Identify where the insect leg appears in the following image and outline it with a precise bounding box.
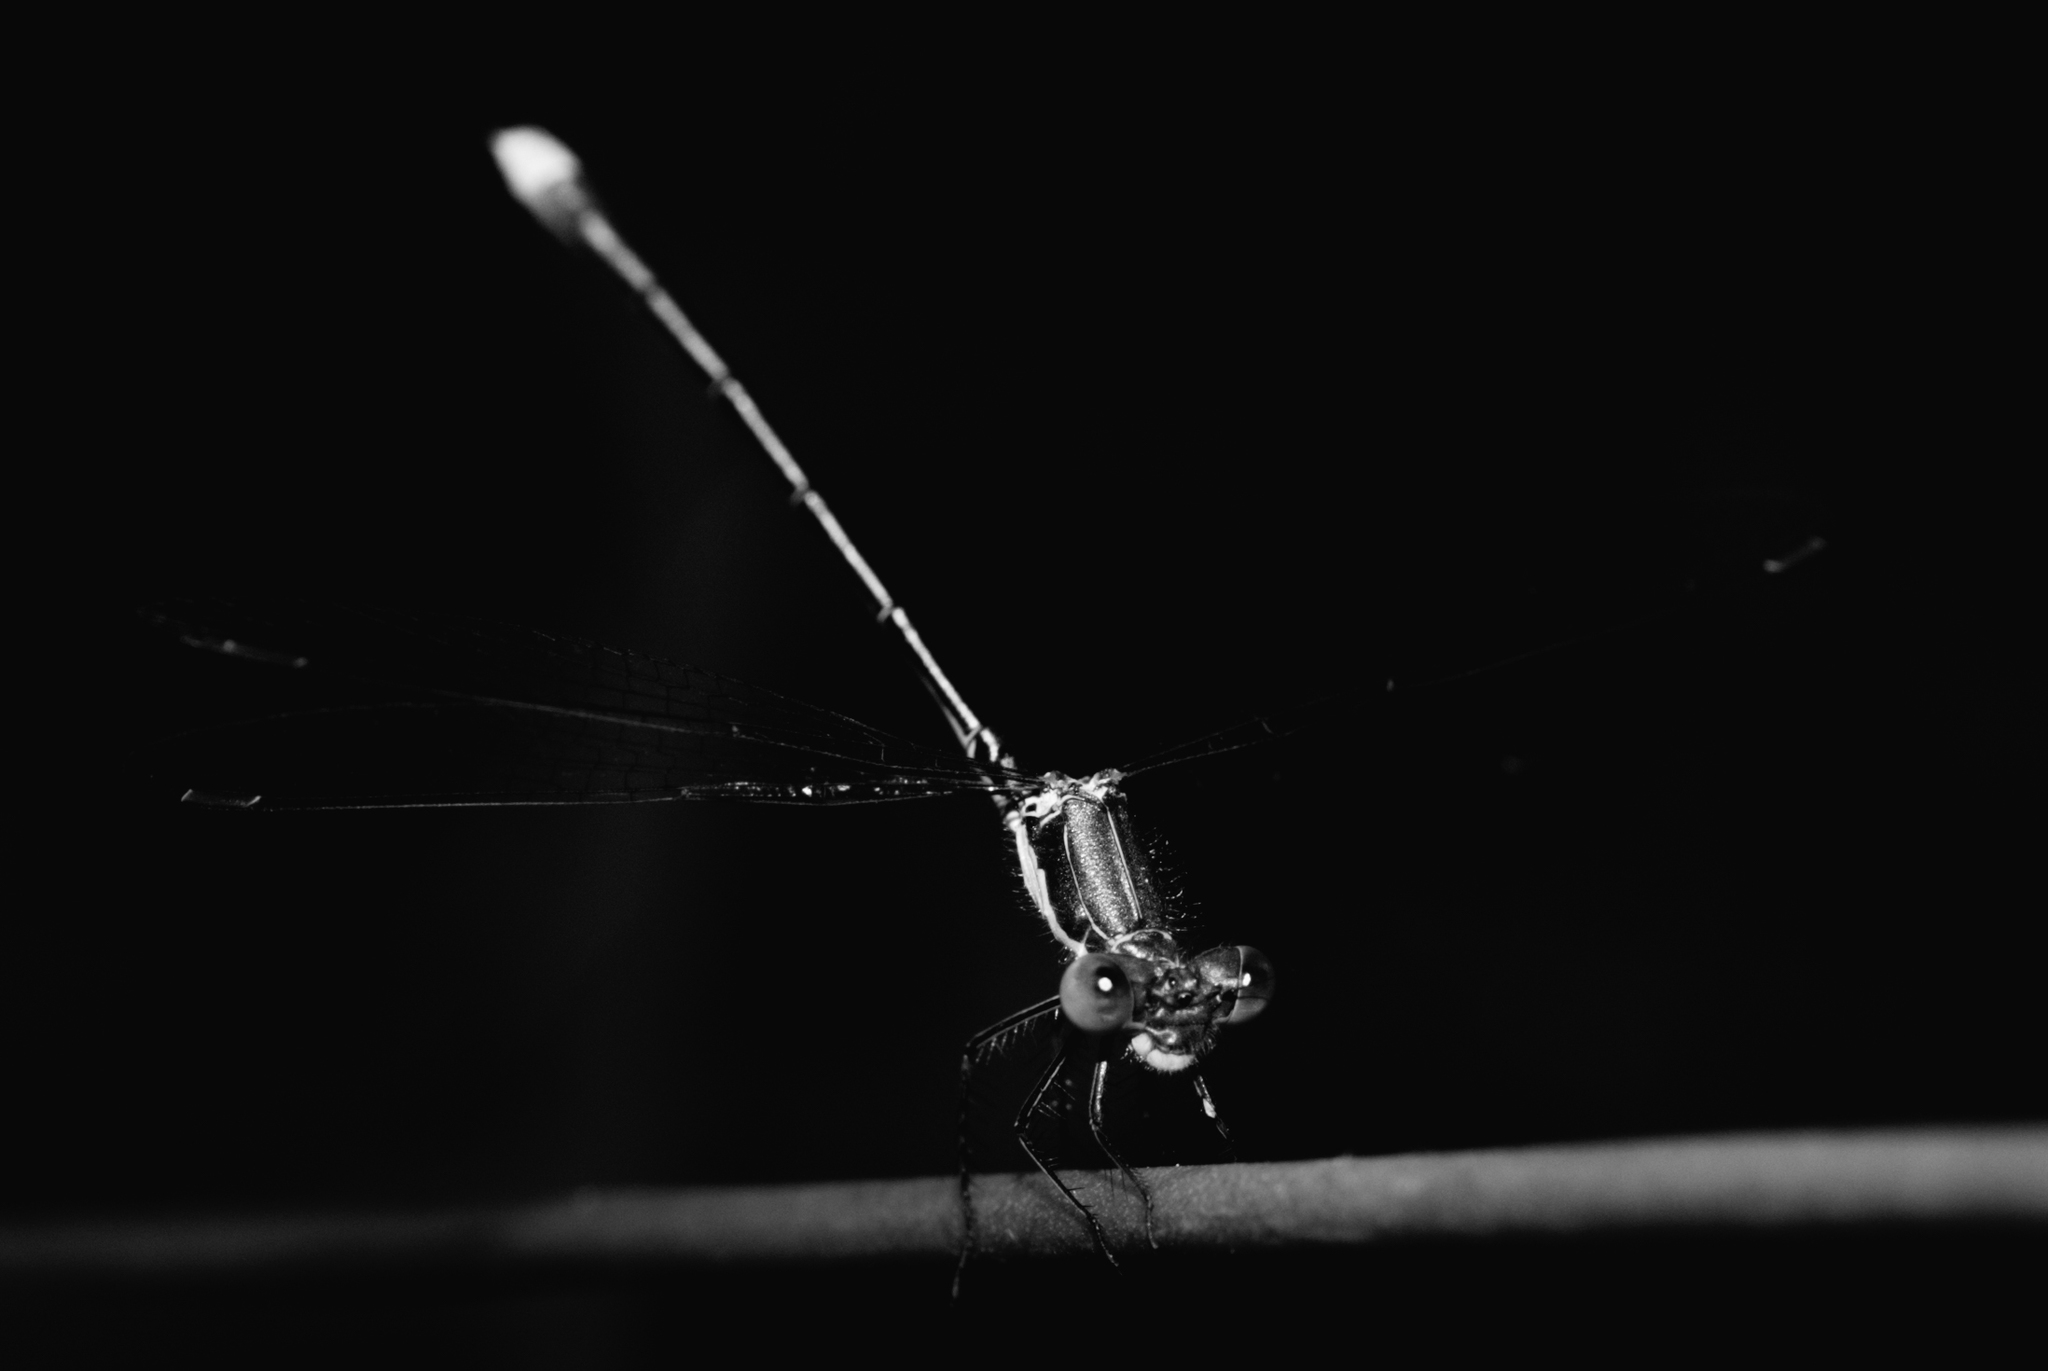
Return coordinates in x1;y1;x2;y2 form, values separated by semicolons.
1087;1058;1157;1250
955;996;1061;1297
1190;1070;1239;1162
1014;1049;1121;1269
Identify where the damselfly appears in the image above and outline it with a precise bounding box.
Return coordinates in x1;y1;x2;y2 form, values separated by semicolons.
137;119;1854;1278
148;128;1307;1274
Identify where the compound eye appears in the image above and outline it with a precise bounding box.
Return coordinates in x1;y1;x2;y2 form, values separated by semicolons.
1226;945;1275;1024
1060;953;1135;1033
1195;945;1276;1024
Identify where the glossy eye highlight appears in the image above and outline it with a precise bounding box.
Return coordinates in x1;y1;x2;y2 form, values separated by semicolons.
1225;946;1275;1023
1060;953;1135;1033
1193;944;1276;1024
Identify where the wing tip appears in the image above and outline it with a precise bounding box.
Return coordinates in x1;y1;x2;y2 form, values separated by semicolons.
180;789;263;809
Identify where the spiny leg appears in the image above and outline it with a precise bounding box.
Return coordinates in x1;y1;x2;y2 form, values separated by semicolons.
1014;1048;1121;1268
1190;1070;1239;1162
1088;1058;1156;1250
955;997;1060;1298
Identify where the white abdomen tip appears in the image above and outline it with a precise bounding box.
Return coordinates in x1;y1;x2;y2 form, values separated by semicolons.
490;127;582;208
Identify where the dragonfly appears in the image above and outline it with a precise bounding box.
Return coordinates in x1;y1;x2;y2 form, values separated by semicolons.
142;125;1832;1285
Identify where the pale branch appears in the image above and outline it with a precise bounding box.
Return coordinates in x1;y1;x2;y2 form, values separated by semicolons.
4;1128;2041;1280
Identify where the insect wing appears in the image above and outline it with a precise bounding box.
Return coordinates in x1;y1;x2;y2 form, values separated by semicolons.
1111;515;1821;783
145;601;1027;809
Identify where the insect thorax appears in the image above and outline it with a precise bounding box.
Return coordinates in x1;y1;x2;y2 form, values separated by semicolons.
1022;770;1173;951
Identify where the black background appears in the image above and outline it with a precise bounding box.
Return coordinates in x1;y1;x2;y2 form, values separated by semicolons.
11;50;2037;1358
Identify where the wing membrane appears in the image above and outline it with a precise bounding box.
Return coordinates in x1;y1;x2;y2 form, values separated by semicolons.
145;602;1029;809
